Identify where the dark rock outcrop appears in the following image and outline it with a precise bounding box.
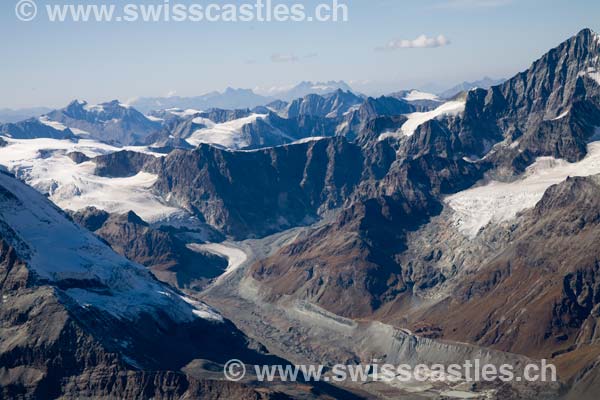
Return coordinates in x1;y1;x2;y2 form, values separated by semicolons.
0;118;75;140
149;137;365;239
71;208;227;290
67;151;91;164
92;150;157;177
282;90;363;119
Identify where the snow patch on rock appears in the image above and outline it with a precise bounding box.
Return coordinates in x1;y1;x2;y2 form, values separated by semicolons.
186;114;267;149
403;90;440;102
400;101;465;137
292;136;327;145
38;116;69;131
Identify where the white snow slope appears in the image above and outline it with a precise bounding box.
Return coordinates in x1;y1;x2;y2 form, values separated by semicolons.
0;170;222;323
186;114;267;149
403;90;441;102
400;101;465;137
446;141;600;237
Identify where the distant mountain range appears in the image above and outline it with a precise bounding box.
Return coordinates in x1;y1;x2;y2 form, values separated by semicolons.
0;106;52;123
437;76;506;99
130;87;271;114
130;81;355;113
0;79;502;123
257;80;354;101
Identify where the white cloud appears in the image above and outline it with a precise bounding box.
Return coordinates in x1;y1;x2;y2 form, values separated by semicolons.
123;96;139;106
270;52;318;63
271;53;300;63
254;84;295;96
377;34;450;51
165;90;177;97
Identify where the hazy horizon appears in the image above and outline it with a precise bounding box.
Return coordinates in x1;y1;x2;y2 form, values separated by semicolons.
2;0;599;109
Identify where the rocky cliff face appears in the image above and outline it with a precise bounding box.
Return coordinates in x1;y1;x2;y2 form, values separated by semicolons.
92;150;157;177
148;137;366;239
337;96;416;141
4;28;600;400
237;32;600;398
249;141;486;318
71;208;227;290
281;90;363;118
450;29;600;170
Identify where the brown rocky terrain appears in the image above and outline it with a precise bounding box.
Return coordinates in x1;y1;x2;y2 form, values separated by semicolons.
413;176;600;358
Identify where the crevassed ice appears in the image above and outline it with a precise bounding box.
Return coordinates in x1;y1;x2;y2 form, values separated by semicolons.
446;141;600;237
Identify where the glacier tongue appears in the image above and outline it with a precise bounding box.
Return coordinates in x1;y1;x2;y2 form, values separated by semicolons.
446;141;600;237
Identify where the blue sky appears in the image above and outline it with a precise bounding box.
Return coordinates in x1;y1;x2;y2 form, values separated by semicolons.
1;0;599;108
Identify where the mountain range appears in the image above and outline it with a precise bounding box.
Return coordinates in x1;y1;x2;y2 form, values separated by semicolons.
130;81;355;113
438;76;506;99
0;107;52;123
1;28;600;399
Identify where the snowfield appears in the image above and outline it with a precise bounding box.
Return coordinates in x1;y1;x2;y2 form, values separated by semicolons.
589;71;600;85
377;100;466;141
166;108;202;117
38;116;69;131
39;115;91;135
552;110;570;120
145;115;164;122
0;170;222;323
401;100;465;137
186;113;267;149
0;137;183;223
446;141;600;237
403;90;440;102
292;136;327;144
